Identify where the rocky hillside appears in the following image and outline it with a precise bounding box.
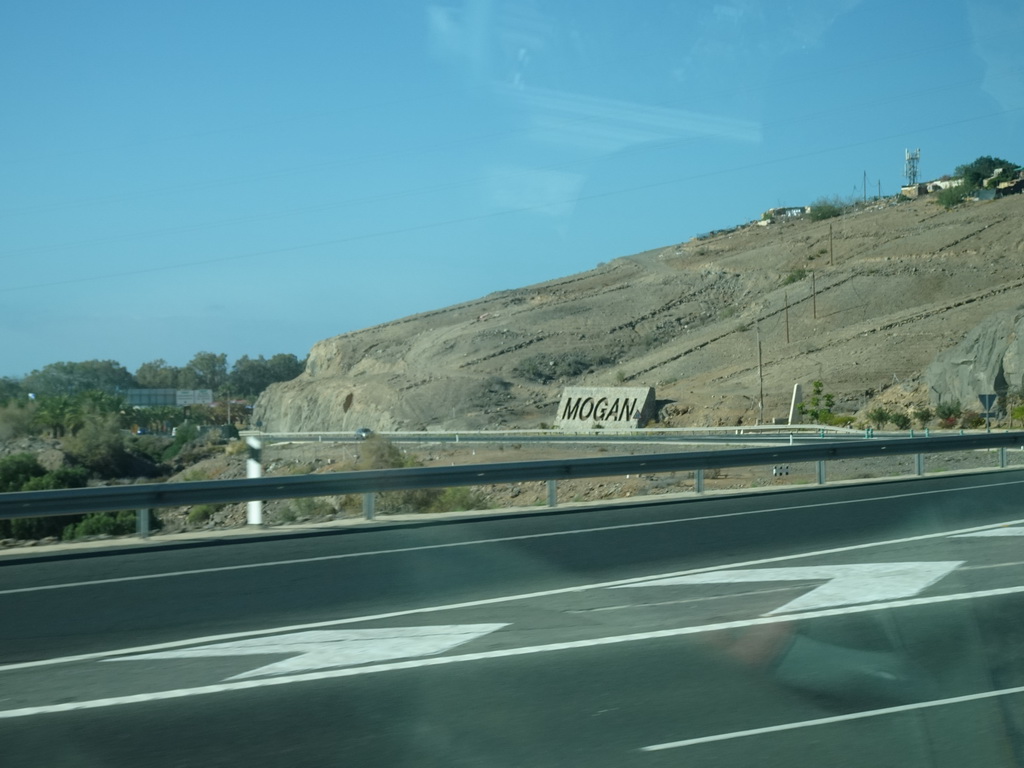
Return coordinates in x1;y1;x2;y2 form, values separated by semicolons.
255;193;1024;431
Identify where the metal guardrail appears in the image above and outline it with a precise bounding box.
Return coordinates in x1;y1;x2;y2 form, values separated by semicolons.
1;434;1022;531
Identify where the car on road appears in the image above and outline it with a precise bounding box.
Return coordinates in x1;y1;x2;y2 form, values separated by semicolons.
354;427;373;440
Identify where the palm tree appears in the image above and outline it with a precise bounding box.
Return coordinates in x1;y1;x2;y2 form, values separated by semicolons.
33;395;72;438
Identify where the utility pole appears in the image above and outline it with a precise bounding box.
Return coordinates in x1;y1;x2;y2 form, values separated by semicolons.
863;171;867;202
784;291;790;344
756;323;765;425
811;270;817;319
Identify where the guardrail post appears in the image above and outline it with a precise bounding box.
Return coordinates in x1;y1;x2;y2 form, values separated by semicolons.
246;437;263;526
547;480;558;507
816;460;827;485
363;493;376;520
1000;447;1007;468
137;508;150;538
915;454;925;476
695;468;705;494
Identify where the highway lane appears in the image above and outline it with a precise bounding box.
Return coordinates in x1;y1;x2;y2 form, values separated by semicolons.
4;470;1024;766
4;471;1024;661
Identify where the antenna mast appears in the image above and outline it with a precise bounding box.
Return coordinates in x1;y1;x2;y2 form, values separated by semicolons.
904;148;921;186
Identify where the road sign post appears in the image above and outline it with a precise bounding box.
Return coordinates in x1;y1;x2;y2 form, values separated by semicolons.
246;437;263;525
978;394;997;432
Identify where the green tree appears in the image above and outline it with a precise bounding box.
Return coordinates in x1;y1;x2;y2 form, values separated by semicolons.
135;359;182;389
33;395;76;437
0;376;24;404
228;353;305;397
955;156;1018;189
181;352;229;393
22;360;135;397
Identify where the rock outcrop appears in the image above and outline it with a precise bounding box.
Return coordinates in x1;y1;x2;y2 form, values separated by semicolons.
925;307;1024;410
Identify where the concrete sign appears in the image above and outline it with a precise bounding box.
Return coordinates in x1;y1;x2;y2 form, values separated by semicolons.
556;386;655;430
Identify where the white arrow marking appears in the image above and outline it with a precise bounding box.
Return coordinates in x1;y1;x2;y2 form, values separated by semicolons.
614;562;962;614
953;527;1024;537
107;624;507;680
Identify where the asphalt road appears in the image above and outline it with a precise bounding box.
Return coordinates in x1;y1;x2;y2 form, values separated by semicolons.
4;471;1024;767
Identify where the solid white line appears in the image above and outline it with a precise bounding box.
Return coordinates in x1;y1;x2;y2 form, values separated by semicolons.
640;684;1024;751
3;514;1021;674
4;476;1024;597
5;583;1024;720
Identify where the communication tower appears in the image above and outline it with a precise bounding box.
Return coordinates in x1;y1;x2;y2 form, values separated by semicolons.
904;148;921;186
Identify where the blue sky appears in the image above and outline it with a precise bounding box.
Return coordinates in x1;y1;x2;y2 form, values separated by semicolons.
2;0;1021;378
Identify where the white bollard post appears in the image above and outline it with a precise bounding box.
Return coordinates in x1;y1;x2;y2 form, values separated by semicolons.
246;437;263;525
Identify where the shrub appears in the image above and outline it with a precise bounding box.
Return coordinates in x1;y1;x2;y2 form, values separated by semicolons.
782;269;808;285
428;487;490;514
936;184;972;209
187;504;220;525
344;435;441;514
935;401;963;421
866;408;891;429
0;458;89;539
63;413;131;477
960;410;985;429
1012;405;1024;428
889;412;912;430
797;380;836;423
912;407;933;428
62;510;158;540
807;197;844;221
0;453;46;492
0;401;37;440
285;496;335;521
163;423;200;459
513;352;614;384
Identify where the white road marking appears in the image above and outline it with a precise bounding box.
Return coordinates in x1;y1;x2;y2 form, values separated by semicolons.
2;517;1020;674
5;583;1024;720
615;562;962;614
953;526;1024;537
4;476;1023;597
108;625;507;680
640;684;1024;751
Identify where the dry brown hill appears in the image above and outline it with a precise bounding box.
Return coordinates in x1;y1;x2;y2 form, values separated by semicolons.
254;193;1024;431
